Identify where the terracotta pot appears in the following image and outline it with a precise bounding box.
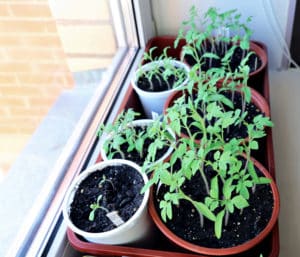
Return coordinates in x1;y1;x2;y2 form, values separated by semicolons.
143;35;186;63
181;40;267;79
148;156;280;256
163;84;270;143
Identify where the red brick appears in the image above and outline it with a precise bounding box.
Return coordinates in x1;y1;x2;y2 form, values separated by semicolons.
9;106;50;117
0;116;41;134
0;35;62;48
32;62;70;73
23;35;62;48
9;3;52;18
0;62;32;72
0;20;57;33
0;4;10;17
0;107;9;116
16;73;67;85
0;74;17;84
0;85;45;97
0;96;27;107
6;47;64;61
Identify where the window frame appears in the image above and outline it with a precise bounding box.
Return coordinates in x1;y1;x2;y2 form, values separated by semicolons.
6;1;155;256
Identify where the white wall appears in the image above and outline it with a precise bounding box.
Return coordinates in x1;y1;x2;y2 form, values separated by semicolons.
151;0;295;70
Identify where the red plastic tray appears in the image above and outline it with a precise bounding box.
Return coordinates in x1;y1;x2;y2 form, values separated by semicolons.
67;36;279;257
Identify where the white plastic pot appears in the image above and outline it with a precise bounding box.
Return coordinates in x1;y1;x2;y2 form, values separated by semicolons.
100;119;174;167
131;60;190;118
63;159;153;245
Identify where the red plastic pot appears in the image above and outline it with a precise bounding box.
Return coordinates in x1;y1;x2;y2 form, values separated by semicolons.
148;156;280;256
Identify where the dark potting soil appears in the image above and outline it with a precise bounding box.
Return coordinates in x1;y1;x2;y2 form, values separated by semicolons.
185;42;262;73
107;126;170;166
137;67;184;93
69;164;144;233
154;163;274;249
180;90;263;142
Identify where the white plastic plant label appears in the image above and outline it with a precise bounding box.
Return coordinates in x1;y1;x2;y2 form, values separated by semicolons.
106;211;125;227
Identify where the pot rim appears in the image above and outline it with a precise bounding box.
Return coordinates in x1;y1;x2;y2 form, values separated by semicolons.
131;60;190;97
100;119;175;167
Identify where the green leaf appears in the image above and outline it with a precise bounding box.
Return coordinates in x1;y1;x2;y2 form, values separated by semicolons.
160;200;172;222
210;176;219;199
223;178;234;199
215;210;225;239
226;201;234;213
194;201;216;222
89;210;95;221
248;161;259;183
202;52;220;60
239;185;250;200
249;140;259;150
232;195;249;209
257;177;272;185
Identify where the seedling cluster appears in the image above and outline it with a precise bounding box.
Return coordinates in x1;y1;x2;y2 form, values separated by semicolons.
136;47;188;91
175;6;260;75
141;6;273;239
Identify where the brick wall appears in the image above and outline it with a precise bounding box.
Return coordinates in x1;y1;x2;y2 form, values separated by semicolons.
0;1;74;176
0;1;74;134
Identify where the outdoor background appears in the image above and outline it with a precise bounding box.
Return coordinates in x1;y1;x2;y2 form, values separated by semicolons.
0;0;116;182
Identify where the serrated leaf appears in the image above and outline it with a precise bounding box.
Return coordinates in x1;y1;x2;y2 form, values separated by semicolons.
223;178;234;199
249;140;259;150
194;202;216;222
210;176;219;199
232;195;249;209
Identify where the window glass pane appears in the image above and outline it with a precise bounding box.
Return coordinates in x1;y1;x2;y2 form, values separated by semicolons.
0;0;139;256
0;0;117;182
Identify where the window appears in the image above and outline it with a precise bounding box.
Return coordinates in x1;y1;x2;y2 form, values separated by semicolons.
3;1;154;256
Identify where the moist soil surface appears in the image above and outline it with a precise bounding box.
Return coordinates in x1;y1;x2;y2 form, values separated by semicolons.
105;125;170;166
154;162;274;248
179;90;264;141
185;42;262;73
137;67;185;92
69;164;144;233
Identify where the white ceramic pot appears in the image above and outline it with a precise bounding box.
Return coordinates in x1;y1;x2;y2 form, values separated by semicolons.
100;119;174;167
63;159;153;245
131;60;190;118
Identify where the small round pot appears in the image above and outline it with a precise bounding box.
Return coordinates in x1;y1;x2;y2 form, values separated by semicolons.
131;60;190;118
148;157;280;256
63;159;153;245
100;119;175;167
